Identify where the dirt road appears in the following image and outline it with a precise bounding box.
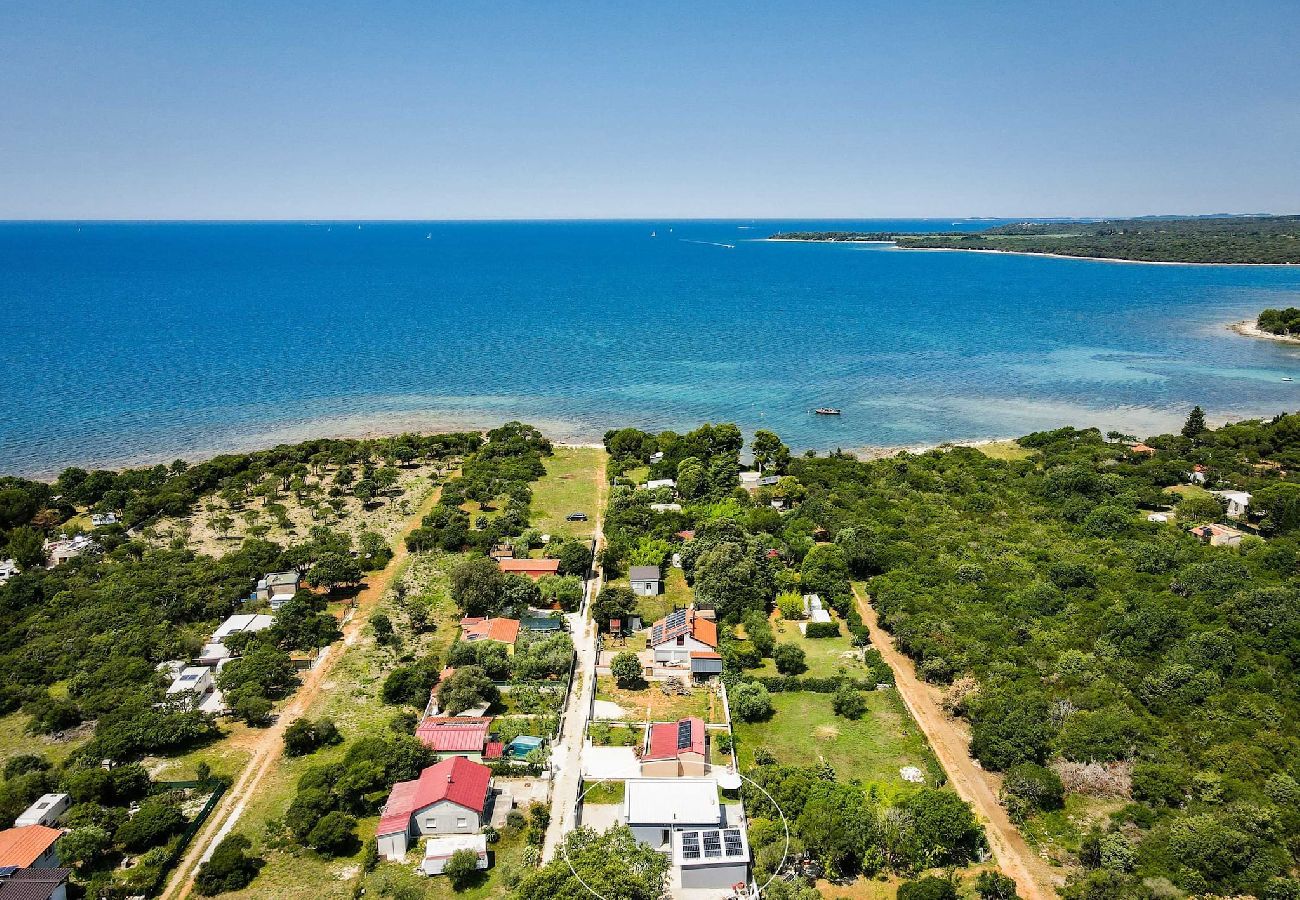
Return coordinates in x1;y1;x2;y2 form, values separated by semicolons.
852;585;1058;900
161;477;451;900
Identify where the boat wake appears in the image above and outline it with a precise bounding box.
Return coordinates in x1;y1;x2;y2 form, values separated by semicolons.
680;239;735;249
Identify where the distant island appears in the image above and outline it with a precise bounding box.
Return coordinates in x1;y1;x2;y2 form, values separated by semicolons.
771;215;1300;264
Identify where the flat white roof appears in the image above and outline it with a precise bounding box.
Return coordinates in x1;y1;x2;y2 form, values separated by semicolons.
424;834;488;858
168;666;211;693
213;613;274;642
624;777;720;827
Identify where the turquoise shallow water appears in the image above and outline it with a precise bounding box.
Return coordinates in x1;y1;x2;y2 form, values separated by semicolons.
3;219;1300;475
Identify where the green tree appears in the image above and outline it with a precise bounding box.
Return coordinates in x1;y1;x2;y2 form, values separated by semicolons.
444;847;482;890
832;686;868;720
196;834;263;895
676;457;706;500
513;825;668;900
773;642;808;675
801;543;851;601
307;810;357;856
611;651;642;688
730;681;773;722
58;825;111;869
898;876;959;900
1182;406;1208;439
437;665;500;715
752;430;791;475
6;525;46;570
450;556;507;617
975;871;1020;900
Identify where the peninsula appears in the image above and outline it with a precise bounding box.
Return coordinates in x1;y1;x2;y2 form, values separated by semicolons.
772;214;1300;264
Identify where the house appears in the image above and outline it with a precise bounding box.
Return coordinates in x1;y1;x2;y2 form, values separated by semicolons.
623;777;724;848
1191;522;1246;547
497;558;561;580
640;718;706;777
1147;512;1169;524
629;566;663;597
0;826;63;869
689;651;723;679
1211;490;1252;519
421;834;489;877
520;616;563;634
738;471;762;490
0;867;71;900
212;614;275;643
1189;464;1207;485
14;796;69;829
803;594;831;624
197;643;232;668
1130;443;1157;456
649;502;682;513
673;825;751;890
0;560;17;584
375;757;492;861
758;475;779;488
649;607;718;664
649;451;664;463
489;543;514;561
643;479;676;491
459;617;520;651
167;667;215;704
415;717;493;760
89;512;118;527
254;571;301;609
43;535;98;567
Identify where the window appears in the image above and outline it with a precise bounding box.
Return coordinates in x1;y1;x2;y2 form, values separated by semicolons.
676;635;684;645
457;818;468;828
661;829;671;845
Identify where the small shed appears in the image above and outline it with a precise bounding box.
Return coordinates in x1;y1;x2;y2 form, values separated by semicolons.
505;736;544;759
421;833;489;876
15;794;70;829
629;566;663;597
690;651;723;679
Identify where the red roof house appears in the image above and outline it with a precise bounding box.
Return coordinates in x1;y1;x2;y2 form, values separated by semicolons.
415;717;493;758
497;558;561;580
0;825;63;868
641;717;707;777
375;757;493;861
459;616;521;649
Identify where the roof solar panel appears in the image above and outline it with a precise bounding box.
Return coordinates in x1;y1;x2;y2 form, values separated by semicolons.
678;719;692;749
681;832;701;860
723;828;744;857
703;830;722;857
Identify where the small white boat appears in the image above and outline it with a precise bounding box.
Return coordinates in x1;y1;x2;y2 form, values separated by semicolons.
651;231;656;237
1284;377;1293;382
426;233;432;239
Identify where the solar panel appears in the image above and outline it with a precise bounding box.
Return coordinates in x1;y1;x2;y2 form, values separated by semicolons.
678;719;692;749
703;830;722;858
723;828;744;857
681;832;701;860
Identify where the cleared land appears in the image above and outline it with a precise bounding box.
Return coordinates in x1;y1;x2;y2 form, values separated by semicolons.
593;675;727;725
747;616;873;680
529;446;605;540
733;691;937;801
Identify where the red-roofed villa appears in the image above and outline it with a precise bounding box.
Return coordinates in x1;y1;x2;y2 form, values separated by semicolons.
414;717;493;760
376;757;493;861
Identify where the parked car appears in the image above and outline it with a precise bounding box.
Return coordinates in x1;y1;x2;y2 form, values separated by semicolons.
565;512;588;521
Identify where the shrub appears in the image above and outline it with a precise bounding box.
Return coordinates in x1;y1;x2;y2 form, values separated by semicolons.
196;834;263;895
115;799;186;851
975;871;1020;900
445;847;482;890
283;718;342;757
831;686;868;720
611;651;643;688
773;643;808;675
307;810;358;857
804;620;841;638
898;876;959;900
1001;762;1065;822
730;681;774;722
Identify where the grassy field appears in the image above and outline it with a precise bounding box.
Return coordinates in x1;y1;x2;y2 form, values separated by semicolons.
1021;793;1127;868
581;780;625;804
220;549;469;899
975;440;1034;462
733;690;939;801
0;712;91;769
530;446;605;539
747;617;872;680
594;675;728;724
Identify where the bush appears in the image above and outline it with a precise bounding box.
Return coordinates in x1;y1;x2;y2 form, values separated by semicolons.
730;681;774;722
115;799;186;851
975;870;1020;900
307;810;358;857
898;876;959;900
831;686;868;720
283;717;343;757
773;643;808;675
804;620;841;638
196;834;263;895
611;651;642;688
445;847;482;890
1001;762;1065;822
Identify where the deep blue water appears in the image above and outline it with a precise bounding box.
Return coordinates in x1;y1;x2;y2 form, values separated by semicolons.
3;219;1300;476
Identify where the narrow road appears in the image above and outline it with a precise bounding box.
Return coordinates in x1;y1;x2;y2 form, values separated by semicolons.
851;585;1058;900
162;476;452;900
542;451;606;861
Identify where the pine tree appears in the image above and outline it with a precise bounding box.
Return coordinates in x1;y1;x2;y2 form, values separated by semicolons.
1182;405;1208;439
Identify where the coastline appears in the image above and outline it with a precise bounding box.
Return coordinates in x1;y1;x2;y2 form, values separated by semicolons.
852;436;1021;460
768;238;1300;267
1228;319;1300;345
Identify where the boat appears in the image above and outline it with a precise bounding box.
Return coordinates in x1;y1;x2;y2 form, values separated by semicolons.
814;408;842;416
651;231;656;237
1284;377;1293;382
426;233;432;239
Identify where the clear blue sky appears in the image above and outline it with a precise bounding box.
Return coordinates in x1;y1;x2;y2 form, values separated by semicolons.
4;1;1298;219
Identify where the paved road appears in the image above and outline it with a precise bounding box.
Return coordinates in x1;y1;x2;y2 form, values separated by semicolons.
541;453;606;861
161;477;452;900
851;585;1058;900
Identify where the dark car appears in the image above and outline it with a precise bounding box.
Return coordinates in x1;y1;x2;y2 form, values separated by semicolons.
565;512;589;522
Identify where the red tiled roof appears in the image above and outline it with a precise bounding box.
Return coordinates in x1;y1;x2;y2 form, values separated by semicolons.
649;607;717;649
484;742;504;760
376;757;492;836
644;717;706;761
690;651;722;659
691;615;718;648
415;717;492;753
676;530;695;540
460;617;520;645
498;558;560;578
0;825;62;868
1131;443;1157;454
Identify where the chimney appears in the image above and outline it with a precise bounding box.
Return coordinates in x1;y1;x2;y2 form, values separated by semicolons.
447;774;453;783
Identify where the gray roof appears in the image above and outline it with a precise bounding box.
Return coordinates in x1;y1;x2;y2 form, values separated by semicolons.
0;868;71;900
629;565;662;582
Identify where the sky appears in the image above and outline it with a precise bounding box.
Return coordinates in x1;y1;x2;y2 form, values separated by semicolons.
2;1;1298;219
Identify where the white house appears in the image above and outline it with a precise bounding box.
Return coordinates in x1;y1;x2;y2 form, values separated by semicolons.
375;757;492;861
649;503;682;513
90;512;118;527
212;614;275;643
1191;522;1246;548
15;794;70;829
738;471;762;490
167;667;214;705
649;607;718;664
622;778;750;890
803;594;831;624
629;566;663;597
44;534;98;567
1147;512;1169;524
421;834;489;876
255;571;301;609
644;479;676;491
0;559;18;583
1211;490;1252;519
649;451;664;463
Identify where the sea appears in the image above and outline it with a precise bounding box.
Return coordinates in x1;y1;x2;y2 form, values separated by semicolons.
3;219;1300;477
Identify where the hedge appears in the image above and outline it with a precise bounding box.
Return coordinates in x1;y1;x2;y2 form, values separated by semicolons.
804;621;842;638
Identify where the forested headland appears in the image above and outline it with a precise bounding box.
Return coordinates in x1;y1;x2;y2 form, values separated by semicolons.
771;215;1300;264
1257;307;1300;336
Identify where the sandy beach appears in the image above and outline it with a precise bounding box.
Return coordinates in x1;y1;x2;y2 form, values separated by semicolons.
1228;319;1300;345
894;245;1300;267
